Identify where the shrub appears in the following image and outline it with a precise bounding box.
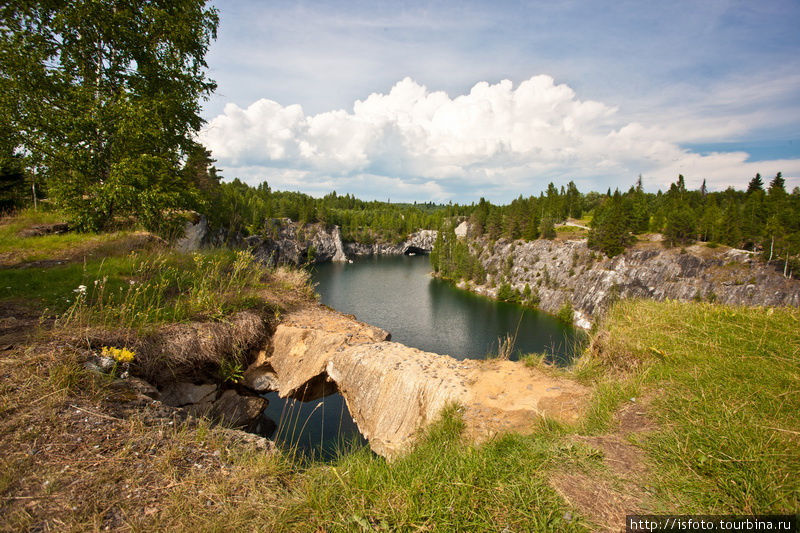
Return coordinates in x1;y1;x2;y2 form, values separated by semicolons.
556;301;573;324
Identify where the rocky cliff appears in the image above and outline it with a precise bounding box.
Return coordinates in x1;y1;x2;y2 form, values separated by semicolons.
461;237;800;329
184;217;438;265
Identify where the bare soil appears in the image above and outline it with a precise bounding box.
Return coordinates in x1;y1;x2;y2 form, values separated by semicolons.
551;398;658;532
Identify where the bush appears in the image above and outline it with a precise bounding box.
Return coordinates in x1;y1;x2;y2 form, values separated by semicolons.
496;282;515;302
556;301;574;324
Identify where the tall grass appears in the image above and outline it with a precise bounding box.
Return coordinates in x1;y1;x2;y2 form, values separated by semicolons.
57;249;279;331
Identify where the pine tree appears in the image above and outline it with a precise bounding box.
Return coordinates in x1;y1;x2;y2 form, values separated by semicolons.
664;204;697;246
747;173;764;194
539;216;556;239
588;192;631;257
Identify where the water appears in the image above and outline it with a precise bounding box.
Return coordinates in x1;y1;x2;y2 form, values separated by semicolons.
261;254;582;457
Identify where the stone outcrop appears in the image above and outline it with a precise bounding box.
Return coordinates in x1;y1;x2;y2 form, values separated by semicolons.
175;215;207;253
249;306;589;459
330;225;348;262
462;237;800;328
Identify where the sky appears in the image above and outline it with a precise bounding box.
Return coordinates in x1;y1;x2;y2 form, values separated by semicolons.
199;0;800;203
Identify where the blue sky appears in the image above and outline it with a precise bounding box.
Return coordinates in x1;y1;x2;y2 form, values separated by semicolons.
199;0;800;202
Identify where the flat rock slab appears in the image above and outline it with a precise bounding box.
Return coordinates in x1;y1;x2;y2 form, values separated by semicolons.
266;305;589;458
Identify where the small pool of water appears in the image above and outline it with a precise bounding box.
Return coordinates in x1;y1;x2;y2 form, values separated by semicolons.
260;254;583;458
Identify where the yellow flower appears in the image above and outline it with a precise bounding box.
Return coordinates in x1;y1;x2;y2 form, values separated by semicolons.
101;346;135;363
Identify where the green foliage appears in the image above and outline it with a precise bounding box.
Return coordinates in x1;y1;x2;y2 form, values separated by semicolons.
496;282;516;302
198;172;798;274
587;190;632;257
431;225;486;284
0;152;28;212
55;249;283;329
539;216;556;239
556;300;573;324
1;1;219;233
218;358;245;384
664;204;697;246
205;179;460;244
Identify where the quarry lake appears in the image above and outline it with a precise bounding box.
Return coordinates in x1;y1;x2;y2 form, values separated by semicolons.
260;254;583;457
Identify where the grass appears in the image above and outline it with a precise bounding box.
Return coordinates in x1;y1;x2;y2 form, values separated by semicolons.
59;248;290;329
1;206;798;530
555;226;589;240
0;208;147;266
3;295;797;531
275;406;594;532
587;299;800;513
0;210;313;323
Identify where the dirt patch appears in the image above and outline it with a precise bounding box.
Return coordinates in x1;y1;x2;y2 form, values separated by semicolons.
552;398;658;531
17;223;69;238
462;359;588;441
551;471;643;532
0;305;279;531
0;351;274;531
0;300;47;348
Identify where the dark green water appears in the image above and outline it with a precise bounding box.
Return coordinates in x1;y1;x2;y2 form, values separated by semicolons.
313;255;580;362
260;254;582;457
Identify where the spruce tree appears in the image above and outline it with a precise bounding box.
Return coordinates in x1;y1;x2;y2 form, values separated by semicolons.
747;173;764;193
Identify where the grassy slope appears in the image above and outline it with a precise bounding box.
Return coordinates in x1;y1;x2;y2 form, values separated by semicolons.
1;210;798;531
594;300;799;513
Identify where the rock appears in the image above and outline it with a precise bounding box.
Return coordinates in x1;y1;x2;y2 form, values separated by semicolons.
160;382;217;407
331;225;348;262
207;389;267;428
465;238;800;328
18;223;69;238
454;220;469;238
267;306;588;459
402;229;438;254
233;218;439;265
175;215;207;253
124;377;160;400
242;364;280;392
96;355;116;372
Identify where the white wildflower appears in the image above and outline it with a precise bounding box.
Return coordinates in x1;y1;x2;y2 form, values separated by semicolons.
73;285;87;295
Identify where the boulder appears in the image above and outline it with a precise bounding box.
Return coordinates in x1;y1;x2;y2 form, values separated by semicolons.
160;382;216;406
208;389;267;428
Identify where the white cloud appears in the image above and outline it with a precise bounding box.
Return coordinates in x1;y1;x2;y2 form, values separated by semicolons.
200;75;800;201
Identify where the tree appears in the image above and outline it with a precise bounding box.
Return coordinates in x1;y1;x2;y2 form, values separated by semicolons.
0;144;29;212
664;204;697;246
539;216;556;240
1;1;219;233
747;173;764;194
769;172;785;192
588;192;631;257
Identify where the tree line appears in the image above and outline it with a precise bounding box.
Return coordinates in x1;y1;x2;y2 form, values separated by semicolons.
2;2;798;276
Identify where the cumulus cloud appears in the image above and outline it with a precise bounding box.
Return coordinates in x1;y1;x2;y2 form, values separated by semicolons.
200;75;800;201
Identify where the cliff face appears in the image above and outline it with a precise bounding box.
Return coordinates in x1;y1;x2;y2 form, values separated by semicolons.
464;237;800;328
212;219;439;265
345;229;438;257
